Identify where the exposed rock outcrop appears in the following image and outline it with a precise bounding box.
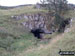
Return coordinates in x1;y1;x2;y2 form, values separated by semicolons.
11;12;55;31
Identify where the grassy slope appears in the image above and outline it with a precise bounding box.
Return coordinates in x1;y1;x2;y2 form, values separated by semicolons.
0;6;47;16
16;10;75;56
21;24;75;56
13;10;75;56
0;6;48;56
0;5;75;56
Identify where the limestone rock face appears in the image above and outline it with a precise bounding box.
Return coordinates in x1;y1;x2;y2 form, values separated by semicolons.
11;12;55;31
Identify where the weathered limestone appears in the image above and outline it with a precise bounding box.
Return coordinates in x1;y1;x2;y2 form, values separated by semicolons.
11;13;55;31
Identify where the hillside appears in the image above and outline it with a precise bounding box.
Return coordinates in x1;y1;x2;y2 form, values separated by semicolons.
18;18;75;56
0;5;75;56
0;4;33;10
13;10;75;56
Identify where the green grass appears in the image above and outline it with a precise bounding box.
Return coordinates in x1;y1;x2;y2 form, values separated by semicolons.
13;10;75;56
0;5;75;56
16;17;75;56
0;6;47;16
0;6;49;56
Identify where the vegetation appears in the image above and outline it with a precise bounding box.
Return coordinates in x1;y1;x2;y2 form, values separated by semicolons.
40;0;69;30
0;6;49;56
0;4;75;56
